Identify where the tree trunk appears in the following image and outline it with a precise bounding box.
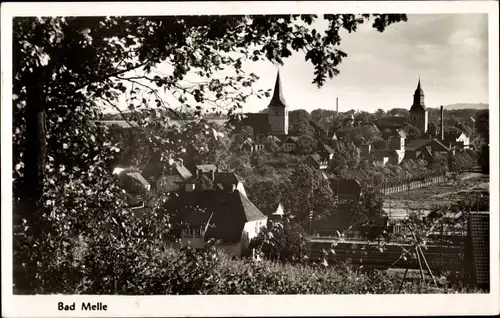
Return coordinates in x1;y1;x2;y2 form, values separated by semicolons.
15;77;48;294
22;78;47;224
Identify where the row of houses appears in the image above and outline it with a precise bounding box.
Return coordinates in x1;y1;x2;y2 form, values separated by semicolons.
114;163;279;256
113;158;366;257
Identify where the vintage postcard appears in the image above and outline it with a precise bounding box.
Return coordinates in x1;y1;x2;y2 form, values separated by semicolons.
1;1;499;317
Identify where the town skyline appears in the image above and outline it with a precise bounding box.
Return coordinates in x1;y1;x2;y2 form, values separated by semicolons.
103;13;489;115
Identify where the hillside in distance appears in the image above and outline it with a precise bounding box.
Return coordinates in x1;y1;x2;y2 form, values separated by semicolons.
442;103;489;110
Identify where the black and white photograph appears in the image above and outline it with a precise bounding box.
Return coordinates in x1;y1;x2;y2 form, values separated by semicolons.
2;1;499;317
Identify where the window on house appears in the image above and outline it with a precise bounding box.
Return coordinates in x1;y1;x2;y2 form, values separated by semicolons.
186;227;202;237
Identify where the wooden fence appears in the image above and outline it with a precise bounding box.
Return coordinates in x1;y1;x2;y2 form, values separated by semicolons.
381;174;447;195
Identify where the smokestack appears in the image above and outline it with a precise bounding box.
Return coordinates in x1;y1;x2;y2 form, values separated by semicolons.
440;105;444;140
336;97;338;114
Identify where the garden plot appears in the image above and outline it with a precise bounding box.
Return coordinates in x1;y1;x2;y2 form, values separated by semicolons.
383;175;489;211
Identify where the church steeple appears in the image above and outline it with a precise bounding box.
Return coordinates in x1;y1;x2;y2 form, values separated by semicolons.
410;78;426;111
268;71;288;109
409;77;429;134
267;70;289;136
416;78;422;91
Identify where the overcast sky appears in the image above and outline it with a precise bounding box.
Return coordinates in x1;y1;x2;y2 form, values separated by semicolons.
108;13;489;115
244;13;489;113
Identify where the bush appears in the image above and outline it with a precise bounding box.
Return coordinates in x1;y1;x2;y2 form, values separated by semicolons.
15;227;484;295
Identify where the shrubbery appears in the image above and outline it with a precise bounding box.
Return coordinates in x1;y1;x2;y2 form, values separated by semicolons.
15;221;484;295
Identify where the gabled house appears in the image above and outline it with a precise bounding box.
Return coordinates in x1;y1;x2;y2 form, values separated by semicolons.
405;138;450;161
280;136;299;153
243;137;265;153
155;159;193;193
317;142;335;161
166;189;268;257
414;146;434;162
443;131;471;149
304;153;329;170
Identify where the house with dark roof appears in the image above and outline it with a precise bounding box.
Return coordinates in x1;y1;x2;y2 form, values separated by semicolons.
404;138;450;161
304;153;329;170
329;178;362;204
280;136;299;153
166;188;268;257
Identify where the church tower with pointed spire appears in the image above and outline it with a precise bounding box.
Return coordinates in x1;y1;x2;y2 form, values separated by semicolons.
267;71;289;135
409;78;428;134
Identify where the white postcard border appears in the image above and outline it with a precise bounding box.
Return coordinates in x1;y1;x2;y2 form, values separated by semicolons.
1;1;499;317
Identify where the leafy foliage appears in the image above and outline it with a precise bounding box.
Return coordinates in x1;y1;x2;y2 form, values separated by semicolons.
250;220;311;262
13;14;408;294
282;164;334;223
329;141;360;177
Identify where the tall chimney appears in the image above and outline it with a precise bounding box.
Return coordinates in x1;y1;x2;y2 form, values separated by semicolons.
336;97;338;114
440;105;444;140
